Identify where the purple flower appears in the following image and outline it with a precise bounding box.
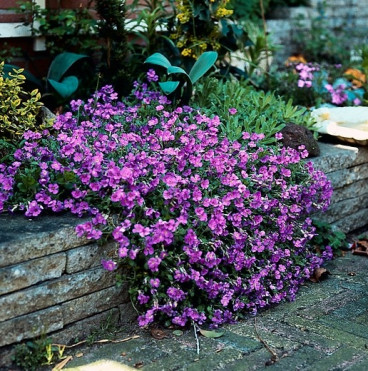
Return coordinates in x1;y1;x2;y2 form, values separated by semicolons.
167;287;186;301
101;259;117;271
25;201;42;217
147;257;162;272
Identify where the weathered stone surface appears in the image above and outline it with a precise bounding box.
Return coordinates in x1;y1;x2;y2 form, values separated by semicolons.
119;302;137;324
49;308;120;345
62;285;128;325
0;252;66;295
280;123;320;157
0;214;89;267
332;208;368;233
327;163;368;189
66;241;117;274
311;142;360;174
0;306;63;347
319;194;368;224
0;267;115;322
331;179;368;203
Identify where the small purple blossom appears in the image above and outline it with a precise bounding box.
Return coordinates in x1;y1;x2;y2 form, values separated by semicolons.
101;259;117;271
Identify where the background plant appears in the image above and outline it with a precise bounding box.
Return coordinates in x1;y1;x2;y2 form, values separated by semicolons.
194;77;315;143
15;0;99;56
0;62;44;142
95;0;129;95
145;51;218;105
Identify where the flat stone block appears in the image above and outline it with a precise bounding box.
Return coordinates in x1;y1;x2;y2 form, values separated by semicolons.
311;142;367;174
49;308;120;345
62;285;128;325
0;267;115;322
0;252;66;295
119;302;137;324
317;147;347;173
310;346;362;370
327;163;368;189
0;306;63;347
331;179;368;203
66;241;117;274
332;208;368;233
320;194;368;224
0;214;89;267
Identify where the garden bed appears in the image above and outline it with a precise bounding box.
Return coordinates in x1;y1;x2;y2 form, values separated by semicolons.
0;141;367;366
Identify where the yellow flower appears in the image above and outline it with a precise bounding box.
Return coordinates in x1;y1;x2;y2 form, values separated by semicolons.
285;55;307;66
181;48;192;57
344;68;366;88
215;7;233;18
177;12;190;23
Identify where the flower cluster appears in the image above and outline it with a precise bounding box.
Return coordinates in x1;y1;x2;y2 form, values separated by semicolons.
296;62;319;88
0;77;333;328
172;0;231;58
277;61;365;108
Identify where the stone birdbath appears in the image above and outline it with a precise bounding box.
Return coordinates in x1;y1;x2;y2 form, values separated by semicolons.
311;107;368;146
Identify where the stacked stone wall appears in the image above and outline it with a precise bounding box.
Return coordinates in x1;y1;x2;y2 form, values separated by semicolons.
0;215;133;367
267;0;368;62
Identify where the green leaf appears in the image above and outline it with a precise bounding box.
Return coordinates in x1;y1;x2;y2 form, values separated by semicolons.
172;330;183;336
144;53;172;69
167;66;188;76
199;329;224;338
48;76;79;99
47;52;87;82
189;51;218;84
159;81;180;95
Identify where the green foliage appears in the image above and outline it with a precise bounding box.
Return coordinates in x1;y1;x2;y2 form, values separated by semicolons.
15;0;99;56
311;219;348;256
95;0;129;95
0;42;22;64
13;336;66;370
127;0;176;57
145;51;218;104
234;21;279;81
0;62;44;141
194;78;315;143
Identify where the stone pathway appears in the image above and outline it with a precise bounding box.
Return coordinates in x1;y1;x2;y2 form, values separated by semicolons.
63;251;368;371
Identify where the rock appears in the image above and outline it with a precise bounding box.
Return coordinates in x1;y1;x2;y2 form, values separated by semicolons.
37;106;56;127
280;122;320;157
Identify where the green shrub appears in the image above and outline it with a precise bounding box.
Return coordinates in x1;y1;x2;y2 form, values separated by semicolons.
194;78;315;144
0;62;44;141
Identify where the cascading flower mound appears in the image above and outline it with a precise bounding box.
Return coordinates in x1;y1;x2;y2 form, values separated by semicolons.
0;79;333;328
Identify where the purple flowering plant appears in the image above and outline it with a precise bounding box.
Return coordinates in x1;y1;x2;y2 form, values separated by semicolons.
0;70;333;328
